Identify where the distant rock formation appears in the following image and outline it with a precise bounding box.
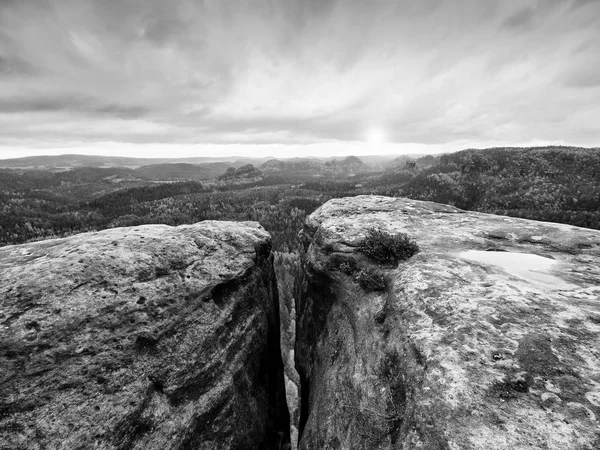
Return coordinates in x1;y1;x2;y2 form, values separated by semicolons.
323;155;366;174
261;156;367;177
218;164;262;181
260;159;322;174
0;222;289;449
260;159;287;172
296;195;600;449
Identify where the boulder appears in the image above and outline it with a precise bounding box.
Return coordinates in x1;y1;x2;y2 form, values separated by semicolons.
296;195;600;449
0;221;289;449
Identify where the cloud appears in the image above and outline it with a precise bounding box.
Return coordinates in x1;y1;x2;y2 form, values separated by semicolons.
0;54;37;76
570;0;599;11
0;0;599;158
562;54;600;88
0;94;149;118
502;7;535;29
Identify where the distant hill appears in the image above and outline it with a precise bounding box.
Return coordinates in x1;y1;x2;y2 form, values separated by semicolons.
261;156;369;177
385;155;413;170
371;145;600;228
0;169;51;190
55;167;139;183
261;158;322;174
0;154;169;170
0;154;273;170
0;166;141;190
0;162;233;191
135;163;230;181
0;153;423;172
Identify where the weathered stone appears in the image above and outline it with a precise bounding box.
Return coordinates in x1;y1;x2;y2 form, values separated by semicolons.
0;221;289;449
296;195;600;449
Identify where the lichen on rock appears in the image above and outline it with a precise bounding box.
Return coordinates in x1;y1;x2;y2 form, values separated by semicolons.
296;195;600;449
0;221;290;449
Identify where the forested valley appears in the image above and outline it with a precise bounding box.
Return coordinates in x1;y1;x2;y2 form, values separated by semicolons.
1;146;598;253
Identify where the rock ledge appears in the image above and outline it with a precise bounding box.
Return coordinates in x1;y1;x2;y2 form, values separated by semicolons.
296;196;600;449
1;221;289;450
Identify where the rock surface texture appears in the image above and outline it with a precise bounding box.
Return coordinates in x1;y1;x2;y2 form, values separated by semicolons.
0;221;289;449
296;195;600;450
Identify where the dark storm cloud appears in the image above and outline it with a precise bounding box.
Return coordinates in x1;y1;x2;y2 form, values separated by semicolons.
570;0;599;10
0;55;37;75
1;0;600;157
0;95;149;118
502;7;535;29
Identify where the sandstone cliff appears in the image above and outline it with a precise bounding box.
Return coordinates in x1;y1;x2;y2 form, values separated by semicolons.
296;196;600;449
0;221;289;449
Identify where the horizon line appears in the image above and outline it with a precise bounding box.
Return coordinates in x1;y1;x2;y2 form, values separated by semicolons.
0;143;597;163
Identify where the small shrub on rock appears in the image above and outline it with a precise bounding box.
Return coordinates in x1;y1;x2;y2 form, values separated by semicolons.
326;254;358;274
355;267;387;292
359;229;420;264
339;261;358;275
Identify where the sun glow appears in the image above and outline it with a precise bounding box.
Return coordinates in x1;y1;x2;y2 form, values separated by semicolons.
365;126;387;144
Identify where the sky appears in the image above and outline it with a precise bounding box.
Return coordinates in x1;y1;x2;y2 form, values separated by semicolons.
0;0;599;159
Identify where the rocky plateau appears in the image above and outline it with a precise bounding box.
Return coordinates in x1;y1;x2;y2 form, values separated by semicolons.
296;195;600;449
0;221;289;449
